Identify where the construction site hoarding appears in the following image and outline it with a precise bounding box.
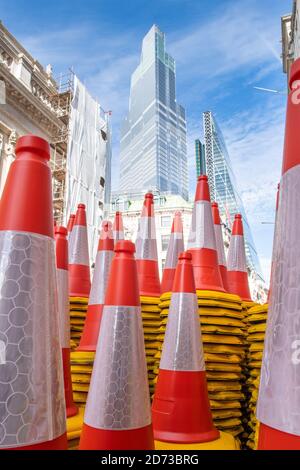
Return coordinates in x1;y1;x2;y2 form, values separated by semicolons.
64;76;108;264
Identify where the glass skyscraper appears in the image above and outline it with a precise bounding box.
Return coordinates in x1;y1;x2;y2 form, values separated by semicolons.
195;139;206;177
203;111;264;280
120;25;188;200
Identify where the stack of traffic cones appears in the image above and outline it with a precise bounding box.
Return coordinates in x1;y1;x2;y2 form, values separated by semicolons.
256;58;300;450
68;204;91;349
189;177;246;438
212;202;229;292
0;135;67;450
54;225;78;445
79;240;154;449
136;192;161;394
70;351;95;406
78;221;114;351
113;211;124;242
154;212;185;387
244;303;268;449
226;213;256;444
70;221;115;408
174;175;245;438
227;214;255;310
153;252;239;450
161;211;184;294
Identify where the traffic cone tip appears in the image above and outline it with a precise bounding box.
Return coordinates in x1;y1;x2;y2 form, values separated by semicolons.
55;226;67;236
15;134;50;161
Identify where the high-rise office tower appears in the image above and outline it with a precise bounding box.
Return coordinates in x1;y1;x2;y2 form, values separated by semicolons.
120;25;188;200
195;139;206;177
203;111;263;280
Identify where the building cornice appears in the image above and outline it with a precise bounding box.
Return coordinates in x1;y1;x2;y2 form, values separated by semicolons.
0;64;64;136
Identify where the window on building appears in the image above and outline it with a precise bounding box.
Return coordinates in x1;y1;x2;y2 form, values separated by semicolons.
161;215;171;227
161;234;170;252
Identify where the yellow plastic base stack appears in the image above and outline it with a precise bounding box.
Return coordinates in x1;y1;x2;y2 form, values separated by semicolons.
140;296;161;395
69;297;89;350
70;351;95;407
157;290;246;439
67;406;84;450
244;303;268;450
155;431;240;450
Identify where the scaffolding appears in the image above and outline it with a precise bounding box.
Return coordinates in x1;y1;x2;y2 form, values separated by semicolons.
48;70;111;226
48;70;74;224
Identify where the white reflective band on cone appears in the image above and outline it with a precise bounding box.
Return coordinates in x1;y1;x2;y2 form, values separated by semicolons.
214;225;226;267
257;165;300;436
89;250;114;305
160;293;205;371
84;306;151;430
227;235;247;272
69;225;89;265
114;231;124;241
164;233;184;269
68;229;74;260
188;200;216;250
136;217;158;261
56;268;70;349
0;231;66;448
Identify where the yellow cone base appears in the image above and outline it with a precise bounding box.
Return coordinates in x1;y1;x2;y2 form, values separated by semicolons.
67;406;85;450
155;431;240;450
141;296;161;396
70;297;88;350
244;303;268;450
158;290;246;439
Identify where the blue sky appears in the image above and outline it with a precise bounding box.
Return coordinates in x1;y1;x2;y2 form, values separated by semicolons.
0;0;292;281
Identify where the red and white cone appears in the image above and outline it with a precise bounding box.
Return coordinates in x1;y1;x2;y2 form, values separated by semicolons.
67;214;75;233
69;203;91;298
79;240;154;450
256;58;300;450
211;202;229;292
187;175;225;292
0;135;67;450
161;211;184;294
77;221;114;351
227;214;251;301
135;193;161;297
113;211;124;242
267;183;280;304
152;251;219;443
55;225;78;418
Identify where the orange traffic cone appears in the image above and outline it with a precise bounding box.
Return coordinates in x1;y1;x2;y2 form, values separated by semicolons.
152;251;219;443
55;225;78;418
187;175;225;292
113;211;124;242
79;240;154;450
256;58;300;450
227;214;251;301
211;202;229;292
67;213;75;233
69;204;91;298
77;221;114;351
0;135;67;450
136;193;161;297
161;211;184;294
